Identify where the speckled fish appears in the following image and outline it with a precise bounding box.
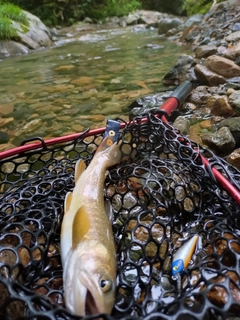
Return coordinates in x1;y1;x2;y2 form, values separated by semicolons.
172;235;199;276
60;135;122;316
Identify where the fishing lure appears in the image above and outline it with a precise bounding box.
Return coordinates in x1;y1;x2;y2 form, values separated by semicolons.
172;235;199;277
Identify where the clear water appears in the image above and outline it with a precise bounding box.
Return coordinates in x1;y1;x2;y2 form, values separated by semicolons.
0;27;191;148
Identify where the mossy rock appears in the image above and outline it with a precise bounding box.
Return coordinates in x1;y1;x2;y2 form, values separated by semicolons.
0;3;29;40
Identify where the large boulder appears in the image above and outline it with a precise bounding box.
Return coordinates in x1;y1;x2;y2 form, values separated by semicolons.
204;55;240;78
0;10;52;58
184;14;204;28
158;17;183;35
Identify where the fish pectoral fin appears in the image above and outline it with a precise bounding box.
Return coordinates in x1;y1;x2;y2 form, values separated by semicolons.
72;206;90;249
105;200;113;221
64;191;73;214
75;159;86;182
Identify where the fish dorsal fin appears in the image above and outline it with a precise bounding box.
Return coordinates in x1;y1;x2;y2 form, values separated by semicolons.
75;159;86;182
72;206;90;249
64;191;72;214
95;136;114;155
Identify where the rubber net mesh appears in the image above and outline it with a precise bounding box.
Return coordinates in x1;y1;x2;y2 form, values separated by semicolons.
0;113;240;320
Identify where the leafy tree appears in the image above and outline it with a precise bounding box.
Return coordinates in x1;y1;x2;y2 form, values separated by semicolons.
1;0;225;27
141;0;185;15
7;0;141;26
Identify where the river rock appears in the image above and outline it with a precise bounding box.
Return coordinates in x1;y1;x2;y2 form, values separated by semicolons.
158;17;183;35
71;76;94;86
188;86;211;107
18;119;43;135
0;132;10;144
204;55;240;78
195;45;218;59
138;10;163;27
201;126;236;155
0;117;14;127
180;25;202;43
217;117;240;147
205;95;234;117
162;54;196;85
24;11;52;47
228;90;240;112
227;148;240;169
194;64;226;86
232;22;240;32
173;116;190;135
0;41;29;58
184;14;204;28
125;12;140;25
225;31;240;43
225;77;240;90
223;42;240;61
124;10;163;27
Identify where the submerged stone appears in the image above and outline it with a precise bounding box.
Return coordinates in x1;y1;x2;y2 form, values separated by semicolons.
0;132;10;144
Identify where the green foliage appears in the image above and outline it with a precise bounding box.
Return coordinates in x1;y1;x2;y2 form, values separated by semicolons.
141;0;185;15
8;0;93;26
0;15;18;39
94;0;141;19
182;0;225;16
2;0;225;27
0;2;29;40
0;3;28;24
7;0;141;26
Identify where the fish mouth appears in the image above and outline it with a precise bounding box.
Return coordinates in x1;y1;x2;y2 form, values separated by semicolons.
76;271;102;316
85;289;100;315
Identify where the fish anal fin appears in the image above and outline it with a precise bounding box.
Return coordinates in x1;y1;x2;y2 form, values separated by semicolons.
75;159;86;182
64;191;72;214
72;206;90;249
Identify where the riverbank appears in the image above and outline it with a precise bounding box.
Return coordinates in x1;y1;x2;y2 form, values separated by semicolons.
134;1;240;170
148;0;240;169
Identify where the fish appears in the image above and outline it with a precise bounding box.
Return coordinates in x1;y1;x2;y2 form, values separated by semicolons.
60;135;122;316
171;235;199;277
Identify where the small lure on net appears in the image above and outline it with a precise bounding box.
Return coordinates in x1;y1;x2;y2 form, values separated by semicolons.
172;235;199;290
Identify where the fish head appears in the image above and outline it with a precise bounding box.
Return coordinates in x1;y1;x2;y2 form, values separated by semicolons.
64;240;116;316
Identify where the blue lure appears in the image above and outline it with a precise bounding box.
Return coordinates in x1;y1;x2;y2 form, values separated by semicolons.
172;235;199;276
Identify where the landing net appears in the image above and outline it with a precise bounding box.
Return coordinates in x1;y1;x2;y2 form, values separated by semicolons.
0;113;240;320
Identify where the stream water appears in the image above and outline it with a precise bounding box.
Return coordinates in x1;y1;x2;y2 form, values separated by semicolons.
0;26;191;150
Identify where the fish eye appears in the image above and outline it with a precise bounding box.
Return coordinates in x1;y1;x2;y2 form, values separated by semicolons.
173;266;178;271
99;277;112;293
